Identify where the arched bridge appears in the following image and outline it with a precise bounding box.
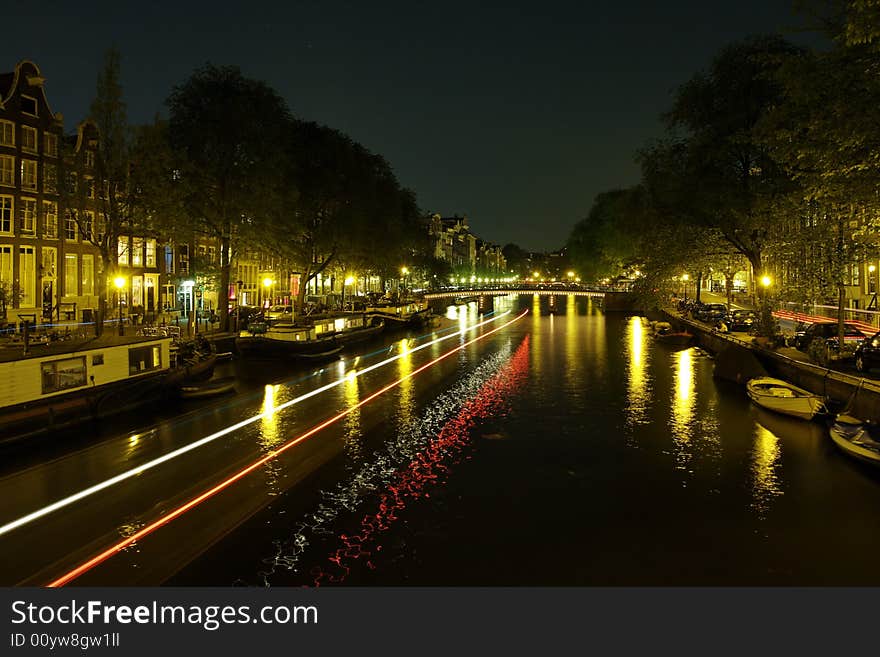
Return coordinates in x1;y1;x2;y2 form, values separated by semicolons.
422;286;635;311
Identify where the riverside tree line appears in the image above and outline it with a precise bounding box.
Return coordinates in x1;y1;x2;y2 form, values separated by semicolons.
566;0;880;340
64;49;430;334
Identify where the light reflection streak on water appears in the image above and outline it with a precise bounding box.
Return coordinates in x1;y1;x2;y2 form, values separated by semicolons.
0;310;517;542
396;339;414;432
625;316;651;428
260;342;519;585
751;424;783;517
670;348;695;474
343;371;362;468
260;384;284;493
531;294;542;380
565;295;578;391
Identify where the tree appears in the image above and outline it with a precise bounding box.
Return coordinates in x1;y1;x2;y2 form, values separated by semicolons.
166;65;295;330
644;36;802;290
58;47;143;336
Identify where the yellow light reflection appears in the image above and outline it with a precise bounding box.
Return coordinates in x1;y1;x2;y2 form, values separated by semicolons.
343;368;362;466
626;316;650;427
532;294;542;376
670;348;695;472
751;424;783;517
396;342;414;431
260;384;281;447
259;384;283;492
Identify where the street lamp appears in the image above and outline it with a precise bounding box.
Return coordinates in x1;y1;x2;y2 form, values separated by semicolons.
761;275;772;289
681;274;689;303
400;266;409;299
342;275;354;311
262;277;274;309
113;276;126;336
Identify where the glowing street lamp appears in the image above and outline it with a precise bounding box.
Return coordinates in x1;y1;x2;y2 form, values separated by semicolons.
113;275;126;336
342;275;354;311
760;275;772;288
262;277;274;309
681;273;690;302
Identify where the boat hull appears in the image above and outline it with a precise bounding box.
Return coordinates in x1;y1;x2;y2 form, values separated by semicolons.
829;424;880;466
746;377;825;421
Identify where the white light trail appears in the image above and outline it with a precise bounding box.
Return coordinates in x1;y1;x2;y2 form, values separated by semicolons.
0;310;512;539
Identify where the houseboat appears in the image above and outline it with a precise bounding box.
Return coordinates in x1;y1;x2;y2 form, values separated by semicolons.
236;314;385;360
366;300;433;326
0;335;174;443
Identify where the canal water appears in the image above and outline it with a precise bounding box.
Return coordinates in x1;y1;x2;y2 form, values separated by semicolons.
169;294;880;586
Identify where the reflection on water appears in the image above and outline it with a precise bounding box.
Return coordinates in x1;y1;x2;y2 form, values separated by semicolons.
751;424;783;517
625;316;651;427
531;295;542;380
343;369;362;468
396;339;414;432
259;384;284;492
670;348;695;475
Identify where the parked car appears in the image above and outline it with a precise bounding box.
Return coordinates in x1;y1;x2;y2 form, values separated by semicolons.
266;304;293;323
693;303;727;323
724;309;758;332
854;331;880;372
793;321;866;352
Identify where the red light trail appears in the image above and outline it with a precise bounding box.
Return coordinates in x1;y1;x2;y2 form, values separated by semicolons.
47;309;528;587
310;334;531;586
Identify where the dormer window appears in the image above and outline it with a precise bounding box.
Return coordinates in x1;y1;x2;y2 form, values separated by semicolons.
21;95;38;117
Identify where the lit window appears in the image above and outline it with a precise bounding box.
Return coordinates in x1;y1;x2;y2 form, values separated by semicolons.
132;237;143;267
64;210;77;241
21;160;37;190
20;198;36;234
118;235;129;266
0;196;12;234
64;253;78;296
146;239;157;267
43;201;57;238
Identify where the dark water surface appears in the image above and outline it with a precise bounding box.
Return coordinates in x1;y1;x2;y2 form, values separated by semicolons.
171;295;880;586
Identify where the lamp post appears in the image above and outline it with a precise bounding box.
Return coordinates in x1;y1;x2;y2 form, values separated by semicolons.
400;267;409;299
342;276;354;311
681;274;689;303
113;276;126;336
262;277;273;311
869;264;878;311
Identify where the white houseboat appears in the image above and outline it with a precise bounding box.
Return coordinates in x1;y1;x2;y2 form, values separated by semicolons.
0;336;174;442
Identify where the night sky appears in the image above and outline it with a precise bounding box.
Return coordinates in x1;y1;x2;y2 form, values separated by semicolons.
3;1;819;252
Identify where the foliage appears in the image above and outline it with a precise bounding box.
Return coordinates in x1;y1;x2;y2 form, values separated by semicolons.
165;64;295;329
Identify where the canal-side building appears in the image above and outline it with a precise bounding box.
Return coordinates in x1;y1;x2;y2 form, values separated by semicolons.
0;60;66;326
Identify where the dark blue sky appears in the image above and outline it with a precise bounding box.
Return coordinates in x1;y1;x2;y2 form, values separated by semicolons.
3;1;819;251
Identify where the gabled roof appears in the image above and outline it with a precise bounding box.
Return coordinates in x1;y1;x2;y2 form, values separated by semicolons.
0;72;14;100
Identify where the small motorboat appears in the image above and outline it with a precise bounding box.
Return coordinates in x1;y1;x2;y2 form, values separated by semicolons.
829;414;880;467
746;377;826;421
179;376;236;399
651;321;693;346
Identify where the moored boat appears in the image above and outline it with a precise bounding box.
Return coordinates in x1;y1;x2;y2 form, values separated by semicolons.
236;314;384;359
179;376;236;399
746;377;827;421
829;415;880;467
0;335;175;443
651;321;693;346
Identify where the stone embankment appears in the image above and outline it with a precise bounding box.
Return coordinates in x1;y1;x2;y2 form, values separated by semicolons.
661;310;880;422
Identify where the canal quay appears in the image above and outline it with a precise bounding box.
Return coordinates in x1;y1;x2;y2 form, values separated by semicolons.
1;294;879;587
